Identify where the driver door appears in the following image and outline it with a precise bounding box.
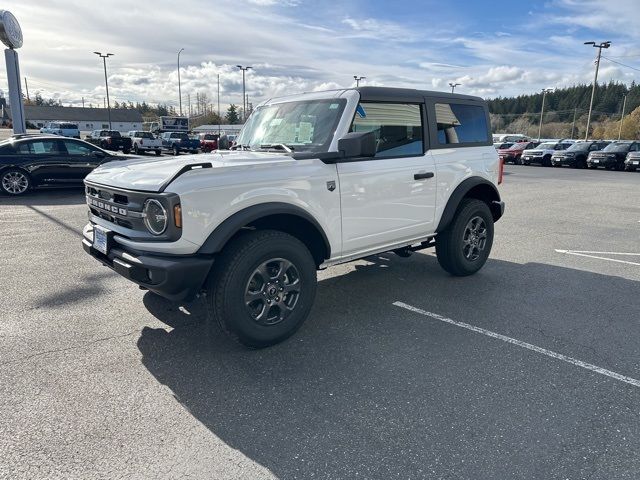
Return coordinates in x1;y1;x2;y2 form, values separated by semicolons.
337;102;436;257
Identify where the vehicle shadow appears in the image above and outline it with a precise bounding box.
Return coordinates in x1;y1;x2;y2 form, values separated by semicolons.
137;253;640;479
0;187;85;206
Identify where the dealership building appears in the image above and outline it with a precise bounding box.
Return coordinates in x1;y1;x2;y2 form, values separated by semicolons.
2;101;144;132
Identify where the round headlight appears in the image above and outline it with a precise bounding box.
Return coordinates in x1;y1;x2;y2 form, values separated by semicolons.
143;199;167;235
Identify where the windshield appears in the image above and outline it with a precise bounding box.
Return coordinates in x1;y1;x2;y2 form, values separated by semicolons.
508;143;529;151
537;143;556;149
138;132;154;139
566;142;590;152
236;99;346;152
60;123;77;129
108;131;121;138
202;134;217;140
603;142;631;153
171;133;189;140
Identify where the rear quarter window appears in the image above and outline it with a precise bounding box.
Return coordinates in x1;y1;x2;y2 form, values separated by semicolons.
435;103;490;146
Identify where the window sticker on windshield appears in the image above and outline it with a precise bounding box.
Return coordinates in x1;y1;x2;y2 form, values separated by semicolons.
356;104;366;118
270;118;283;126
298;122;313;143
329;103;339;110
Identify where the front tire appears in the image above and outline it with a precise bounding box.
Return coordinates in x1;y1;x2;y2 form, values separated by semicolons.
133;144;140;154
206;230;317;348
155;149;161;156
172;145;180;156
1;169;32;195
436;199;494;276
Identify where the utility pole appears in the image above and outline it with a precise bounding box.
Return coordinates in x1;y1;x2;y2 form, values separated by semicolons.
188;93;191;117
618;94;627;140
82;97;85;108
177;48;184;116
354;75;365;87
23;77;29;102
570;107;577;139
236;65;252;122
217;73;221;137
94;51;114;129
449;82;461;93
584;41;611;140
537;88;553;141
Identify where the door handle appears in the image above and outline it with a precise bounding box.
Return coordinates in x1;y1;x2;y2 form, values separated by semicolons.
414;172;434;180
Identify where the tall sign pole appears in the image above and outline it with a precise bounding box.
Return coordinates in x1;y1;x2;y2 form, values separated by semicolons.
0;10;25;134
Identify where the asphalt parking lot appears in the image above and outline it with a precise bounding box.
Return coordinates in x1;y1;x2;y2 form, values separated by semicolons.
1;165;639;479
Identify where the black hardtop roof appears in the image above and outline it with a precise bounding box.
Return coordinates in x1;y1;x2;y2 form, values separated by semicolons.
355;86;485;103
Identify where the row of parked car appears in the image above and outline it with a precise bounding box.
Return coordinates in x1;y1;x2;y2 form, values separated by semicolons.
39;123;235;156
494;139;640;172
83;130;235;156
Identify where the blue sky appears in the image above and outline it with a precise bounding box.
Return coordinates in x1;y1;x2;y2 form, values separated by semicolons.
2;0;639;109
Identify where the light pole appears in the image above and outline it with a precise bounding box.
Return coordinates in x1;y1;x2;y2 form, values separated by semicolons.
618;94;627;140
449;82;461;93
236;65;252;122
538;88;553;141
354;75;366;87
177;48;184;116
584;41;611;140
94;51;113;129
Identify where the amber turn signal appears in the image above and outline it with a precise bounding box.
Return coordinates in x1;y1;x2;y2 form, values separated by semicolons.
174;204;182;228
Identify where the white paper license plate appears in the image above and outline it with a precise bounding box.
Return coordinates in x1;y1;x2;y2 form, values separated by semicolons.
93;226;110;255
633;161;639;165
593;159;599;163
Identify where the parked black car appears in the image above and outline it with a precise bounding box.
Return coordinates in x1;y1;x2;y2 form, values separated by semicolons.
587;141;640;170
625;151;640;171
551;141;610;168
0;134;127;196
85;130;132;154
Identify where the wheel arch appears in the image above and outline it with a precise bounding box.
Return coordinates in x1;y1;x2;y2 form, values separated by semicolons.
436;177;503;233
198;202;332;266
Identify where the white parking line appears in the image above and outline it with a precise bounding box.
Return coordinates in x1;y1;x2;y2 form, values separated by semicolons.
393;301;640;388
555;249;640;266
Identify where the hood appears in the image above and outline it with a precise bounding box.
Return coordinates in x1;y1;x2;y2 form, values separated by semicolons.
85;150;294;192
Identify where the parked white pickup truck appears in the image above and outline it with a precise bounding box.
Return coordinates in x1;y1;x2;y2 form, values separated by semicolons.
82;87;504;348
127;131;162;156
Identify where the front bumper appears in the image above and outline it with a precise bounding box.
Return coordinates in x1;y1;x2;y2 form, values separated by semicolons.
587;157;616;167
82;224;213;302
521;155;544;164
551;156;576;166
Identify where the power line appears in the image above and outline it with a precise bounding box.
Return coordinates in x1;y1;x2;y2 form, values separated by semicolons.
601;56;640;73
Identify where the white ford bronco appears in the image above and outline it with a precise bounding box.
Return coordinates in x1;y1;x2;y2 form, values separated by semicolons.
82;87;504;348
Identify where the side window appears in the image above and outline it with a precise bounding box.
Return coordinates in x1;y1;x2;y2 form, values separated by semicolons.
63;140;96;155
350;102;423;158
28;141;62;155
435;103;489;145
15;143;34;154
589;143;599;151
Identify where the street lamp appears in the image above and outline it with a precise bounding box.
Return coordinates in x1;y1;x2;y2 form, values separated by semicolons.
177;48;184;116
538;88;553;141
449;82;461;93
236;65;252;122
354;75;366;87
94;51;113;129
584;40;611;140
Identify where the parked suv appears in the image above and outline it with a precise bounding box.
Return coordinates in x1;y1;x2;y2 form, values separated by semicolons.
39;122;80;138
498;141;539;165
587;140;640;170
521;140;574;166
624;150;640;171
82;87;504;348
551;140;609;168
587;141;640;170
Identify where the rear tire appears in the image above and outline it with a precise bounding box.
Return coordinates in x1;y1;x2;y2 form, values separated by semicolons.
206;230;317;348
436;199;494;277
172;145;180;156
155;150;161;156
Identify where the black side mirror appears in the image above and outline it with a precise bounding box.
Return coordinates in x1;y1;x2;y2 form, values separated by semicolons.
92;150;106;159
337;131;377;159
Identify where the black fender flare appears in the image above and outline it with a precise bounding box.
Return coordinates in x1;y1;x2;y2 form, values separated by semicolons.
197;202;332;259
436;177;503;233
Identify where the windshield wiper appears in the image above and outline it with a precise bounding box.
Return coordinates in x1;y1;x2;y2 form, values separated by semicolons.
259;143;294;153
231;144;251;151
